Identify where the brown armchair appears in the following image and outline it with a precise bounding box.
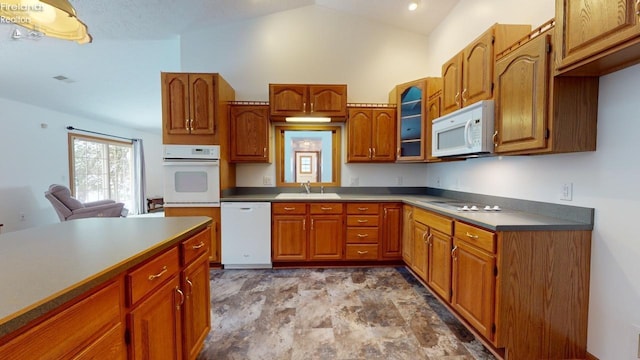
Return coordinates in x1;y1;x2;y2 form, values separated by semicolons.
45;184;127;221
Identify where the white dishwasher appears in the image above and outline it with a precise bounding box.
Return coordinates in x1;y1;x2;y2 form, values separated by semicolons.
221;202;272;269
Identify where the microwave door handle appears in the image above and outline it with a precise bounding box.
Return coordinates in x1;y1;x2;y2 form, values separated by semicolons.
464;119;473;148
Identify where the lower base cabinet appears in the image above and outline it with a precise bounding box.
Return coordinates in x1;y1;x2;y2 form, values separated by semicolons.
182;254;212;360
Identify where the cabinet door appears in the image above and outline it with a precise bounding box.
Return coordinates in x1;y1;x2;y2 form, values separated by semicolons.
269;85;308;116
451;239;496;341
494;33;550;154
189;74;216;135
397;83;425;160
272;215;307;261
309;214;343;260
426;94;441;162
371;109;396;161
381;204;402;259
557;0;640;70
412;221;428;280
164;207;220;263
162;73;191;135
229;105;270;162
130;276;183;360
427;230;452;301
402;206;414;265
441;53;462;116
182;255;211;360
347;108;373;162
308;85;347;117
462;30;494;108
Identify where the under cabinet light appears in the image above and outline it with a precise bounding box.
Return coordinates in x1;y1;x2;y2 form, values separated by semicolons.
285;117;331;123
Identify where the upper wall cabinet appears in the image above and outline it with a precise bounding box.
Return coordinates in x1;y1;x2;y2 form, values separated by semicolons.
392;77;442;162
493;20;599;155
441;24;532;116
269;84;347;121
162;72;235;145
346;105;396;163
229;103;270;163
555;0;640;75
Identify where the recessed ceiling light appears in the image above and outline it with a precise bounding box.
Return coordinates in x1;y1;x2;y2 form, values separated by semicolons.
408;0;420;11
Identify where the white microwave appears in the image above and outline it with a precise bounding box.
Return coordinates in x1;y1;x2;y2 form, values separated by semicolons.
432;100;495;158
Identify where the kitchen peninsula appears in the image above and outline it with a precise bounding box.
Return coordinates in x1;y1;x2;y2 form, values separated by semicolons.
0;216;212;359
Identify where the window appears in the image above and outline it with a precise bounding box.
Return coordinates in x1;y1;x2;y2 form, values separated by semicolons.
68;134;134;211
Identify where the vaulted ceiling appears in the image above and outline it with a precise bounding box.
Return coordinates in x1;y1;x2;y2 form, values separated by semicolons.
0;0;458;132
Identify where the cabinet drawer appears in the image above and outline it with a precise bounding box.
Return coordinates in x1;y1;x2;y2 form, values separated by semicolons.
309;203;343;214
272;203;306;214
346;228;379;244
454;222;495;253
414;207;453;235
128;247;180;305
346;215;379;227
346;244;379;260
181;227;211;266
346;203;380;214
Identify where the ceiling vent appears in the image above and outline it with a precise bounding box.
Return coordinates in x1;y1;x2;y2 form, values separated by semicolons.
53;75;76;84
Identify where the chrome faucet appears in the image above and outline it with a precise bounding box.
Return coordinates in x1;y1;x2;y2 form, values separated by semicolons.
302;180;311;194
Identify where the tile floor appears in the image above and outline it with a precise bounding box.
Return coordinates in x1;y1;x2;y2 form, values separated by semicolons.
197;267;496;360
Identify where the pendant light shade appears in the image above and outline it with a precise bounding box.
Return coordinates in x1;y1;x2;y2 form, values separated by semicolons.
0;0;92;44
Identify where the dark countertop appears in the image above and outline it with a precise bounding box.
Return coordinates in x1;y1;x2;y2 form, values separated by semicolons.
221;192;594;231
0;216;212;338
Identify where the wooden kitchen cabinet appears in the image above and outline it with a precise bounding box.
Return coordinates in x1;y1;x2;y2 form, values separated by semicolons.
309;203;344;260
425;90;442;162
451;222;496;342
229;103;270;163
427;229;452;301
129;276;183;360
162;72;235;145
441;24;531;116
346;106;396;162
401;205;414;266
345;203;380;260
272;203;307;261
0;279;126;360
393;77;442;162
165;207;221;264
269;84;347;120
494;22;598;155
381;203;402;259
182;253;211;360
555;0;640;75
411;219;429;280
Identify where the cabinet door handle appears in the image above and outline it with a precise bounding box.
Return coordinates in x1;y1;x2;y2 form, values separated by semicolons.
186;278;193;297
303;102;306;111
372;148;376;157
493;131;498;147
357;250;369;255
357;219;368;223
369;148;372;158
357;207;369;211
263;147;267;157
454;92;460;106
310;102;314;113
148;266;168;281
303;219;306;231
175;287;185;310
185;118;190;131
427;233;433;245
451;245;458;259
461;88;468;103
384;208;387;218
357;233;369;238
422;231;428;241
311;219;314;230
191;242;205;250
320;207;333;211
466;232;479;239
284;207;296;211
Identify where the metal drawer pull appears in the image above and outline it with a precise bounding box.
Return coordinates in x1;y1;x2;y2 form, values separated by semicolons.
451;245;458;258
357;219;368;223
357;251;369;255
357;207;369;211
148;266;168;281
466;232;479;239
175;287;185;309
186;278;193;297
284;207;296;211
357;233;369;238
191;242;205;250
321;207;333;211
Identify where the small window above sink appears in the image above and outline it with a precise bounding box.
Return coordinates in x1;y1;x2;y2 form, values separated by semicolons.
275;193;341;199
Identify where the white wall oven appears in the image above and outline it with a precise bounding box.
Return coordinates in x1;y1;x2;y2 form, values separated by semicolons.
163;145;220;207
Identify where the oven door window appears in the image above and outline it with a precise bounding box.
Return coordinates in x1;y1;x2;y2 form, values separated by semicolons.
174;171;209;193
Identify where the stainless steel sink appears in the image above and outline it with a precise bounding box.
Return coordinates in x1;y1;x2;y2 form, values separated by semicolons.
275;193;341;199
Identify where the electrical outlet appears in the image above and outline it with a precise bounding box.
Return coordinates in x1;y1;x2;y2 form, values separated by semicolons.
435;176;441;187
561;182;573;201
350;177;359;186
262;176;272;186
19;213;25;221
